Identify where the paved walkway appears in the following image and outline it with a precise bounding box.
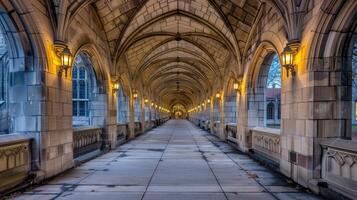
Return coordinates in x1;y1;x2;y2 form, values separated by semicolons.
16;120;323;200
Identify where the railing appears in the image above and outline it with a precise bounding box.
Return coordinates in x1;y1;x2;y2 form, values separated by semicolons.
150;120;156;128
213;121;220;135
134;122;142;136
144;121;151;130
116;123;128;143
321;139;357;199
226;123;237;143
251;127;281;163
0;134;32;192
73;126;103;158
202;120;210;131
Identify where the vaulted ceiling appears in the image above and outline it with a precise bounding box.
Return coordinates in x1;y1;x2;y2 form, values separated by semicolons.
57;0;262;110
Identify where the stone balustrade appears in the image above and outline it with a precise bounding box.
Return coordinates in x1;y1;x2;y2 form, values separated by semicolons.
320;139;357;199
203;120;210;131
213;121;220;136
226;123;237;144
150;120;156;128
73;126;103;158
134;122;142;136
116;123;128;144
251;127;281;164
0;134;32;192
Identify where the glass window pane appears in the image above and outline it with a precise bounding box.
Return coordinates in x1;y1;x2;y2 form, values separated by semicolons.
79;67;86;79
79;80;86;99
73;101;78;116
72;81;77;98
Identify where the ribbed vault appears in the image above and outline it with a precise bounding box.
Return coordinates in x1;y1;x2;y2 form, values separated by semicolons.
71;0;262;113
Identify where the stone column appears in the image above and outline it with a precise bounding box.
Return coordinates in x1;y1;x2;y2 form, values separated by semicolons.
128;93;135;139
219;92;226;140
107;87;118;149
141;96;145;133
209;97;214;134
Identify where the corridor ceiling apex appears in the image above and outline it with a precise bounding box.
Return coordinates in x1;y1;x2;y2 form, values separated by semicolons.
59;0;262;109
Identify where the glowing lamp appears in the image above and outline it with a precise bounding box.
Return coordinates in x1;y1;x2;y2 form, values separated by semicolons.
59;47;72;76
281;43;298;77
207;99;211;103
233;82;239;91
133;91;138;99
112;83;119;93
216;92;221;99
144;99;149;103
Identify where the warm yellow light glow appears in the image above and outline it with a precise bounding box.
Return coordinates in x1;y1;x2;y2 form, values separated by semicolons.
202;102;205;106
207;99;211;103
282;46;294;66
216;92;221;99
113;83;119;90
144;99;148;103
61;47;72;67
151;102;154;106
233;82;239;91
58;47;72;76
133;91;138;99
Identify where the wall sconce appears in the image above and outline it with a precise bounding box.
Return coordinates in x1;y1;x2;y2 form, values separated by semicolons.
112;82;119;93
202;102;205;106
216;92;221;99
58;47;72;77
133;91;138;99
144;98;149;104
151;102;154;106
233;80;242;93
281;43;299;77
207;99;211;103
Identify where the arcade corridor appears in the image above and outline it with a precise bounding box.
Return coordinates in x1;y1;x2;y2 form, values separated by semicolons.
0;0;357;199
15;120;321;200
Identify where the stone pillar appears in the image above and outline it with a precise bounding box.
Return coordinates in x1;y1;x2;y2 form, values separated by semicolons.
128;92;135;139
209;97;214;134
39;70;73;178
107;87;118;149
236;85;250;152
140;95;145;133
219;92;226;140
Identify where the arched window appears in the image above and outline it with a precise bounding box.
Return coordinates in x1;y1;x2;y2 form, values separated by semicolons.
352;40;357;140
267;102;274;120
0;32;8;134
145;104;150;121
278;102;281;120
134;97;141;122
265;54;281;128
72;53;95;127
117;87;128;123
225;80;237;124
213;99;220;121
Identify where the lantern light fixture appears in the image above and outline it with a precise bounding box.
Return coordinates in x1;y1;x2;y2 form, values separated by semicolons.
233;82;239;91
281;42;299;77
216;92;221;99
207;99;211;103
58;47;72;77
112;82;119;93
144;98;149;103
133;91;138;99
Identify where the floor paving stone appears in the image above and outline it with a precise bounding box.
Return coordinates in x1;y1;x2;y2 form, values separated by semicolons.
15;120;324;200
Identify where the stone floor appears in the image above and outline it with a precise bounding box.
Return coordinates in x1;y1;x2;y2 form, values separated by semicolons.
15;120;323;200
